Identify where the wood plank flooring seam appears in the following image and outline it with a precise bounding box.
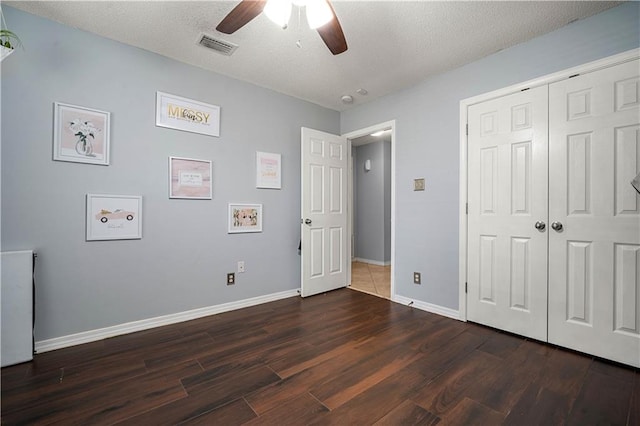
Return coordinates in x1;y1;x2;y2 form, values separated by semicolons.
243;396;261;417
307;390;332;412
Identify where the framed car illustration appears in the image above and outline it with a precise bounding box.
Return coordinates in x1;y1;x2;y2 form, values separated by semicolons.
86;194;142;241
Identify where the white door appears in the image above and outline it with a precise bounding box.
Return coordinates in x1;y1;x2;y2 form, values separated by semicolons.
301;127;348;297
467;86;549;341
548;59;640;367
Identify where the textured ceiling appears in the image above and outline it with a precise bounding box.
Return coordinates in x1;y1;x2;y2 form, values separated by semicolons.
6;1;621;111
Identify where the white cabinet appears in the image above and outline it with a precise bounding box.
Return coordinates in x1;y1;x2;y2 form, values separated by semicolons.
1;251;34;367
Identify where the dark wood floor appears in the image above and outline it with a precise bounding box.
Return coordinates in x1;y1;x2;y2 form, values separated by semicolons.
2;289;638;425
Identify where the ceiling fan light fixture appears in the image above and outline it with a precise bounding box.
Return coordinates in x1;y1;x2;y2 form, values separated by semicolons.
306;0;333;29
264;0;292;28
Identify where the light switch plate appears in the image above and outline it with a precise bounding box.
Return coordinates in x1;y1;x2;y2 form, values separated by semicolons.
414;178;425;191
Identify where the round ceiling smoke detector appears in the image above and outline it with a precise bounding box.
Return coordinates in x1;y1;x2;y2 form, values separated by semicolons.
341;95;354;104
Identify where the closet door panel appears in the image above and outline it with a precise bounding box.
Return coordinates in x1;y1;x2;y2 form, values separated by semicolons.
467;86;549;341
548;59;640;368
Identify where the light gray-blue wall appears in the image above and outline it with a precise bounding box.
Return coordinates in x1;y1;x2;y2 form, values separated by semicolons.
1;7;339;342
353;141;391;264
341;2;640;310
3;4;639;343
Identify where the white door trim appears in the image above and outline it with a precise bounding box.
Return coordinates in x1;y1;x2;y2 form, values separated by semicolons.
458;48;640;321
343;120;396;300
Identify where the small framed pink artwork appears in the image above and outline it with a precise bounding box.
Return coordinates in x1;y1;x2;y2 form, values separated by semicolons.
86;194;142;241
169;156;212;200
228;204;263;233
53;102;110;166
256;151;281;189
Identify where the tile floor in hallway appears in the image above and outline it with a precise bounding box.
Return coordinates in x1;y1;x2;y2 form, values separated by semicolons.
349;261;391;299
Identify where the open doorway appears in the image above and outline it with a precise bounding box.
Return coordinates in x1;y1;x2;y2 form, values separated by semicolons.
345;121;395;300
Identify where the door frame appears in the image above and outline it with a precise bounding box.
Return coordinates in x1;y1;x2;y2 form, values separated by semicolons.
458;48;639;321
343;120;396;299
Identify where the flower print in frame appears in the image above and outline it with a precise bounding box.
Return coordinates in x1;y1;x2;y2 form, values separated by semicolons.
53;102;111;165
228;204;263;233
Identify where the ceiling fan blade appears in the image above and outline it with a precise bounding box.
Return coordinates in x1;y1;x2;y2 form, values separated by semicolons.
216;0;267;34
316;2;347;55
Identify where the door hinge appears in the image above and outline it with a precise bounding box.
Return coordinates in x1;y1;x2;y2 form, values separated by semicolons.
465;123;468;136
466;203;468;214
465;282;468;294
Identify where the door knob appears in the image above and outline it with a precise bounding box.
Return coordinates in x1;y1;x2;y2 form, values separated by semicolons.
534;221;546;231
304;219;312;225
551;221;563;231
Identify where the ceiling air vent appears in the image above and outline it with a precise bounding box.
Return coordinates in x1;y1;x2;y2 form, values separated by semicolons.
198;34;238;56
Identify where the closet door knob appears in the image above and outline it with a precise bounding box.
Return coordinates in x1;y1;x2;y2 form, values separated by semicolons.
551;221;563;232
534;221;546;231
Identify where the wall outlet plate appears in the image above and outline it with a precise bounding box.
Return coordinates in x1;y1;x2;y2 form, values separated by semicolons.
413;272;421;284
237;261;245;273
414;178;425;191
227;272;235;285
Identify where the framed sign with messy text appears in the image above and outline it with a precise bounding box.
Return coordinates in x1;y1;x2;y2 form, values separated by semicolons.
155;91;220;137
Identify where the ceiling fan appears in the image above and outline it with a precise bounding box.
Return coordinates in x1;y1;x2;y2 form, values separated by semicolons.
216;0;348;55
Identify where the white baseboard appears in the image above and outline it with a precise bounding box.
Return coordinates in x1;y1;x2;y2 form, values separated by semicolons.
353;258;391;266
35;289;300;353
392;294;461;321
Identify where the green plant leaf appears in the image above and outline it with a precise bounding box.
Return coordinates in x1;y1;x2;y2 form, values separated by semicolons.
0;29;22;48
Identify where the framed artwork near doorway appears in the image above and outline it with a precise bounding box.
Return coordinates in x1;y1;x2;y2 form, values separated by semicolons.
228;203;262;233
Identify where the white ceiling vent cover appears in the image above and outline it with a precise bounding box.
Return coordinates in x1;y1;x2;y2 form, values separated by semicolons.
198;34;238;56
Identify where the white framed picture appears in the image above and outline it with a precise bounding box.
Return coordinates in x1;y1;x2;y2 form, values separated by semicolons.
228;203;263;233
86;194;142;241
169;156;212;199
256;151;281;189
53;102;111;165
155;91;220;137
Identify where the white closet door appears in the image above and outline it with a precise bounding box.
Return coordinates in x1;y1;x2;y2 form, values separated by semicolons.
467;86;549;341
548;59;640;367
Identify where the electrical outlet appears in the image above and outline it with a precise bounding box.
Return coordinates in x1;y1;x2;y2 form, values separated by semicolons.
227;272;235;285
413;272;421;284
237;261;245;273
414;178;425;191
